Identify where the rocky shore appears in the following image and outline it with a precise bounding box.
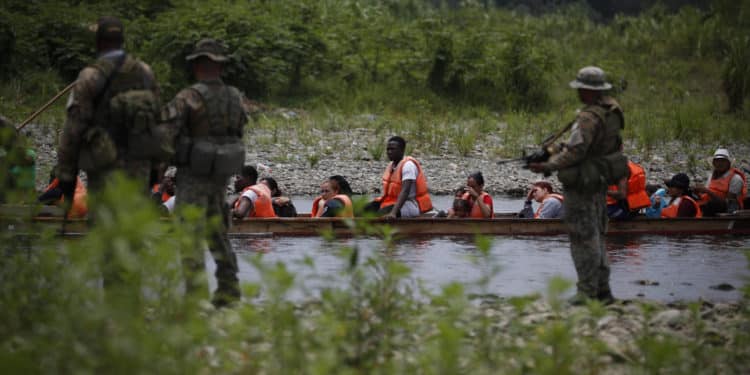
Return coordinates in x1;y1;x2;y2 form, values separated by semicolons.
22;121;750;197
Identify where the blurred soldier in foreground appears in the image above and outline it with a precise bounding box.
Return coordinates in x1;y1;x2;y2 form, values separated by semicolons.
56;16;166;204
55;16;169;297
163;39;247;308
529;66;628;304
1;115;36;202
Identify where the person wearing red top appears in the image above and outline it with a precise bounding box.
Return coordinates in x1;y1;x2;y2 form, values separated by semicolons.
460;171;493;218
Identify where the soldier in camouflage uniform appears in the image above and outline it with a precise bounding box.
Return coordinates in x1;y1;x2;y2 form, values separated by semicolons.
162;39;247;308
57;16;160;201
529;66;625;304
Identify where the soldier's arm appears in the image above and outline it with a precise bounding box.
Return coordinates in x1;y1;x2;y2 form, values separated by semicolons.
57;67;104;182
161;89;200;141
543;112;598;171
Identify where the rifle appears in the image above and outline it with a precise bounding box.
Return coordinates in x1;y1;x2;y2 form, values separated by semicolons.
496;119;576;175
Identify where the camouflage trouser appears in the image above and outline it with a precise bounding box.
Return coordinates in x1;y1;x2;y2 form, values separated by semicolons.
176;171;240;306
562;187;611;298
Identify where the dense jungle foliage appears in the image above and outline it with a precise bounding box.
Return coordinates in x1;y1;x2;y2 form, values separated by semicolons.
0;0;749;157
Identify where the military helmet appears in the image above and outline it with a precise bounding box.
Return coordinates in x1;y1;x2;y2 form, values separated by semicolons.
186;38;229;63
569;66;612;90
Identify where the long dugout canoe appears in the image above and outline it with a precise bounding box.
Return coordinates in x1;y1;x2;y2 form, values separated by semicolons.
5;205;749;237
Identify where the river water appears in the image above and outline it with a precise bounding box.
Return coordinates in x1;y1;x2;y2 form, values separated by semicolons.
206;195;750;302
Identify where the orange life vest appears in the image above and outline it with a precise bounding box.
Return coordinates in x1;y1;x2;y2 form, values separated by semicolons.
235;184;276;218
152;183;172;203
661;195;702;218
606;161;651;211
702;168;747;209
534;193;564;218
312;195;354;218
378;156;432;213
461;191;494;218
43;177;88;218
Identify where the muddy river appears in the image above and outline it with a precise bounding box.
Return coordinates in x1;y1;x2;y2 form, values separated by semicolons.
205;196;750;302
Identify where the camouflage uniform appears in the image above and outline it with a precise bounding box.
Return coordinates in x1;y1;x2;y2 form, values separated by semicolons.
541;67;624;300
57;50;159;193
162;39;247;306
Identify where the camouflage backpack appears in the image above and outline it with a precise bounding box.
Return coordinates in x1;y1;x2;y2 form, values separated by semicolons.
78;54;173;171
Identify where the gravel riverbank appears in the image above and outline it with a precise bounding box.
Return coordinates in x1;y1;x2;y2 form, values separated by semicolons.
23;122;750;197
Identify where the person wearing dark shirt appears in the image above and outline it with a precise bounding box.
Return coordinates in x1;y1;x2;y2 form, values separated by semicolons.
660;173;702;218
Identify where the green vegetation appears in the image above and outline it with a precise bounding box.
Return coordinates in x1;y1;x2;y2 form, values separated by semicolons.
2;178;750;373
1;0;749;157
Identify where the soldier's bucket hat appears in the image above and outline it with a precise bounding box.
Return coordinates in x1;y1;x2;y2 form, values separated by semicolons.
569;66;612;90
664;173;691;190
186;39;229;63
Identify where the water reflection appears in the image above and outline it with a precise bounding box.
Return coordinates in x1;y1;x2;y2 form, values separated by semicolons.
214;234;750;302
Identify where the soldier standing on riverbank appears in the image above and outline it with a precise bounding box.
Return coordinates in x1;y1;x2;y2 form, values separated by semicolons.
162;39;247;308
529;66;627;304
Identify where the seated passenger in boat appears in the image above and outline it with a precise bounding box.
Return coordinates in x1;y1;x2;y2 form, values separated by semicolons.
694;148;746;216
454;171;493;218
606;160;651;220
232;165;277;218
447;198;471;218
519;181;564;219
661;173;702;218
645;184;668;218
363;136;432;218
259;177;297;217
151;167;176;205
37;168;88;218
312;175;354;218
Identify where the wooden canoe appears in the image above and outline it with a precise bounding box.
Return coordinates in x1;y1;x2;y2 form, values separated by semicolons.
3;205;750;237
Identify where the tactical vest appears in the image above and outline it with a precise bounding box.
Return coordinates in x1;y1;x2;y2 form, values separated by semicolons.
178;81;246;178
557;96;628;191
79;54;168;171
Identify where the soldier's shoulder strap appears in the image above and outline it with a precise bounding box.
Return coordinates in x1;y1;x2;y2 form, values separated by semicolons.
89;54;127;108
189;82;210;100
580;96;624;129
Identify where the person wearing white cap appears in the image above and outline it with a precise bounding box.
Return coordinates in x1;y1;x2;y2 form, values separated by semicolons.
694;148;747;215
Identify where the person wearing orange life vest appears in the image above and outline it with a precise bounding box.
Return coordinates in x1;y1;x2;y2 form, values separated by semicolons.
151;168;176;204
694;148;746;215
232;165;276;218
519;181;564;219
458;171;493;218
606;160;651;220
311;175;354;218
38;172;88;219
660;173;702;218
364;136;432;218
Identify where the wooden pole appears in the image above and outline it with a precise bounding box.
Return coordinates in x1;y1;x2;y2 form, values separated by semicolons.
15;81;76;132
